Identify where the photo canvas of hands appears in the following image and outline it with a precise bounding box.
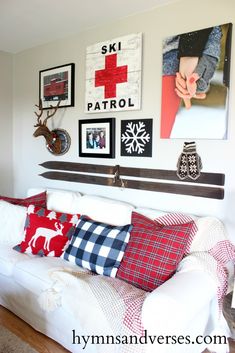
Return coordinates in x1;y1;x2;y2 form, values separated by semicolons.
160;23;232;139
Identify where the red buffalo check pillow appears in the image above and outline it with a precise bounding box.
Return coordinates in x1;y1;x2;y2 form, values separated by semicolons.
14;205;80;256
117;212;194;291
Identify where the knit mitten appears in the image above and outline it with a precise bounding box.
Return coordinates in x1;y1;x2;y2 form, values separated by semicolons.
176;142;202;180
187;55;218;94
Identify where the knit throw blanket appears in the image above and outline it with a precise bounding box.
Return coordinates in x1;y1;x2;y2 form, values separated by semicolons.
39;266;147;353
38;215;234;353
157;214;235;309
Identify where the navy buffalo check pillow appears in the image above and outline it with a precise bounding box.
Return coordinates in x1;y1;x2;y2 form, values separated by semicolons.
117;212;194;291
62;215;132;277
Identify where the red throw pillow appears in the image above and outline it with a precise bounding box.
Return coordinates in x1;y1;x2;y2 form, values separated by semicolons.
14;205;80;256
0;191;47;208
117;212;194;291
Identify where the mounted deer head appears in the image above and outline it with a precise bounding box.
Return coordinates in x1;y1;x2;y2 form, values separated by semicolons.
34;99;70;155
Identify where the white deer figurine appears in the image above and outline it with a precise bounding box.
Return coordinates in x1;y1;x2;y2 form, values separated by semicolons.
29;222;64;251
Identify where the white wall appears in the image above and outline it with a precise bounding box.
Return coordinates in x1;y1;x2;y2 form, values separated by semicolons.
0;51;13;195
13;0;235;240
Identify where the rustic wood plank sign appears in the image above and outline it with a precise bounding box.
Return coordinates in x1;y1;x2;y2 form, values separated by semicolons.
85;33;142;113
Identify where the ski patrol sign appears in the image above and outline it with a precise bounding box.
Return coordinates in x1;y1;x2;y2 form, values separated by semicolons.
85;33;142;113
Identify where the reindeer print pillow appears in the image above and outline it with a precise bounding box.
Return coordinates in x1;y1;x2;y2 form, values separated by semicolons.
14;205;80;256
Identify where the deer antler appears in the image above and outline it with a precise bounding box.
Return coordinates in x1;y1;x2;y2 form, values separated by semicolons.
43;100;61;126
34;99;43;127
34;99;60;127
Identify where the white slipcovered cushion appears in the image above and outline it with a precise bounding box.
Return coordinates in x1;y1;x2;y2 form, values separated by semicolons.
27;188;82;214
135;207;167;219
0;200;27;245
13;256;81;295
28;188;133;225
75;195;134;226
0;244;32;277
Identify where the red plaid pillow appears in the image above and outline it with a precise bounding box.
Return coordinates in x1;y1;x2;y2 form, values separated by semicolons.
14;205;80;256
0;191;47;208
117;212;194;291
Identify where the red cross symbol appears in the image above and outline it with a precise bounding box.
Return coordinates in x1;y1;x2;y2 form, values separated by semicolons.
95;53;128;99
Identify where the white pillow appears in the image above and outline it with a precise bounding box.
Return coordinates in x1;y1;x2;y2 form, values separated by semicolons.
135;207;167;219
76;195;134;226
0;200;27;245
27;188;82;214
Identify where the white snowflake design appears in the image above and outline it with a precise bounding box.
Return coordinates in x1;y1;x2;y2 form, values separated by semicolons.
181;155;187;163
188;155;196;163
180;165;187;173
189;165;198;173
121;121;150;154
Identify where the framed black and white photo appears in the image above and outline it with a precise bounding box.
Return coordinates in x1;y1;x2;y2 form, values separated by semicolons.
39;63;75;109
121;119;152;157
79;118;115;158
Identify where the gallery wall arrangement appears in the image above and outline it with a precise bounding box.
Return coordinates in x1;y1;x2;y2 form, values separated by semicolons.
34;23;232;191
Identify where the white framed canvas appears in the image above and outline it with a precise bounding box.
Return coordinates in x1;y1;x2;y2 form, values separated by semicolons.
85;33;142;113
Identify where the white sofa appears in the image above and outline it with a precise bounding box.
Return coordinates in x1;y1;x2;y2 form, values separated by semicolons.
0;187;232;353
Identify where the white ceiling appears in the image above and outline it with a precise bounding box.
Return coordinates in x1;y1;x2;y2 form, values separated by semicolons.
0;0;178;54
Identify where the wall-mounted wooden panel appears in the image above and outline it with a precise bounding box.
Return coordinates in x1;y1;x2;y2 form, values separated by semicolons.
39;161;225;200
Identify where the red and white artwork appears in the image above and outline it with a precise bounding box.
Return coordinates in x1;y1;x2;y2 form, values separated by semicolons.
85;33;142;113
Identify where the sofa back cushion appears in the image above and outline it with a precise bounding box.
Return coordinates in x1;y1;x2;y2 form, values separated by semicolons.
62;215;132;277
27;188;82;214
134;207;167;219
117;211;194;291
75;195;134;226
0;201;26;245
14;205;80;257
27;188;134;225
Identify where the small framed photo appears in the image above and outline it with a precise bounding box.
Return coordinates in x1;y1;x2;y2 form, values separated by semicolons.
39;63;75;109
79;118;115;158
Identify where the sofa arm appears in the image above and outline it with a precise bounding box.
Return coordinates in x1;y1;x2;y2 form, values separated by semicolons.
142;252;218;337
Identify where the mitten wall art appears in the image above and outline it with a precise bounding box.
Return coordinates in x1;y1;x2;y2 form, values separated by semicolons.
176;142;202;180
160;23;232;140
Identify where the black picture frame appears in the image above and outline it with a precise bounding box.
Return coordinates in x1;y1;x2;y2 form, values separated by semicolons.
79;118;115;158
121;119;152;157
39;63;75;109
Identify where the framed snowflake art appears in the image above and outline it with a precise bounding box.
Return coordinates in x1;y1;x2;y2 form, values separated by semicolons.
121;119;152;157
